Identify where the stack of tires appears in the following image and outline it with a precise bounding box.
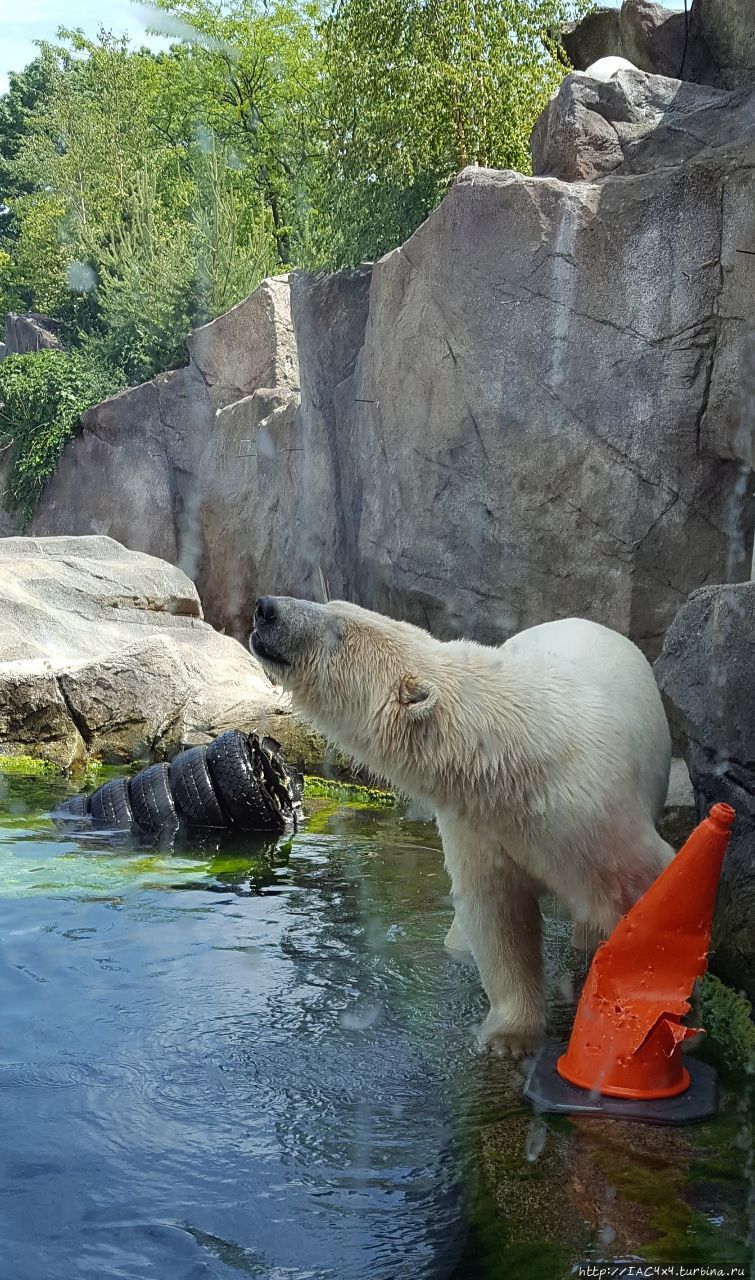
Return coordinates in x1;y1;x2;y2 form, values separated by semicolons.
55;730;303;839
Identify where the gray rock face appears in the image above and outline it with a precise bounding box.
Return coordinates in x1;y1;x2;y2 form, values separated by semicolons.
0;536;286;766
0;451;22;538
562;0;755;89
655;583;755;1000
30;72;755;662
4;312;62;354
531;71;732;182
339;122;753;650
562;1;689;81
695;0;755;89
29;278;298;596
29;270;374;636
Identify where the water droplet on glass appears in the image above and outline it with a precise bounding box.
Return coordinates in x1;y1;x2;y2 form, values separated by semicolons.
257;425;276;459
67;261;96;292
525;1116;547;1162
195;123;214;153
340;1002;382;1032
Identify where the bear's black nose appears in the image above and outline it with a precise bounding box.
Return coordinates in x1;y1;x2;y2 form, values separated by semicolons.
255;596;278;625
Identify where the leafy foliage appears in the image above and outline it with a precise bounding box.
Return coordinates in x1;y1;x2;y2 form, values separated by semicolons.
0;0;588;513
0;50;59;259
0;350;123;521
0;17;311;373
308;0;588;266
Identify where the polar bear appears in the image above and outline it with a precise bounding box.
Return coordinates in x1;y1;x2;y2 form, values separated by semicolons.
250;597;672;1054
582;56;640;82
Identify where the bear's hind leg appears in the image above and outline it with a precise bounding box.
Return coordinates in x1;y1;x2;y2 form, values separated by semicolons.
573;824;675;948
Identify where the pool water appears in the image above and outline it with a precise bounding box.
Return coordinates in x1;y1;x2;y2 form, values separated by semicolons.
0;773;751;1280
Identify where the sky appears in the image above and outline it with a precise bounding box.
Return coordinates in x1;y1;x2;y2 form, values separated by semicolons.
0;1;171;93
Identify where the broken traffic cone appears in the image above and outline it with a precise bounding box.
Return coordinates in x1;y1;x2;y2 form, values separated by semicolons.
524;803;735;1124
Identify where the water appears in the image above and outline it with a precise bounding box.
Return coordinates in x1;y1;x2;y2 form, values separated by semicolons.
0;774;751;1280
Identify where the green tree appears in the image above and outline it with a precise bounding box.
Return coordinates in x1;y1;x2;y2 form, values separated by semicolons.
0;51;60;311
0;52;58;228
0;0;590;383
1;31;170;322
310;0;588;266
148;0;323;265
0;19;299;379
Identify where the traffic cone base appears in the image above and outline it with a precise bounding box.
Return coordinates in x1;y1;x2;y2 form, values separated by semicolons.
524;1043;717;1126
523;803;735;1125
556;1054;691;1101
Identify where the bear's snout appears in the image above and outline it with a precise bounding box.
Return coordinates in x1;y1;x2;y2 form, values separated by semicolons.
250;595;287;666
255;596;279;626
249;594;332;672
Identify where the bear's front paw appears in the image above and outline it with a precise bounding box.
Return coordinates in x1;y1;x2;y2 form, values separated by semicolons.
478;1009;544;1058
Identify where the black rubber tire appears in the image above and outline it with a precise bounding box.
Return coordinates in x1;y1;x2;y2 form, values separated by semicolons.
89;777;135;829
169;746;226;828
206;730;284;832
129;763;179;836
55;792;90;817
253;734;297;815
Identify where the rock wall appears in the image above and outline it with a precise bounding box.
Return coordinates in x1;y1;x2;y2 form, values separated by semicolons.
563;0;755;90
655;583;755;1000
29;63;755;659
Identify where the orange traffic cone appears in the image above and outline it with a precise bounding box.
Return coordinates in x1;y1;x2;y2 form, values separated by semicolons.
524;803;735;1125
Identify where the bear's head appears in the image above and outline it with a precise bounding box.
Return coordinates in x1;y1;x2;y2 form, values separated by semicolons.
250;596;444;790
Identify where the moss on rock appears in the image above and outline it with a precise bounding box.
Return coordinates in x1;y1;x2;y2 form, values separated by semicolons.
698;972;755;1079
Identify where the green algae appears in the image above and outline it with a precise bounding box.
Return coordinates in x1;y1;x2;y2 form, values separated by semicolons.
0;753;66;777
0;753;105;785
302;775;396;805
455;1103;586;1279
584;1120;751;1268
0;754;397;805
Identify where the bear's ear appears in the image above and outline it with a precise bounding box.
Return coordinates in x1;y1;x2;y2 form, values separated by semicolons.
397;675;439;717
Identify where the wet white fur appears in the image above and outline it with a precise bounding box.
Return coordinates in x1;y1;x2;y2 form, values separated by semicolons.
275;604;673;1053
583;56;640;82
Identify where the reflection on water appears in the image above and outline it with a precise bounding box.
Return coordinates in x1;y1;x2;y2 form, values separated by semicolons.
0;774;750;1280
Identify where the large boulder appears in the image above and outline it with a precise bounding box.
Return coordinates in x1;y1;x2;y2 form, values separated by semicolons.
562;1;689;81
531;70;731;183
4;312;62;354
29;278;298;609
0;536;287;767
693;0;755;90
562;0;755;89
655;583;755;1000
0;450;22;538
337;81;753;650
31;73;754;661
